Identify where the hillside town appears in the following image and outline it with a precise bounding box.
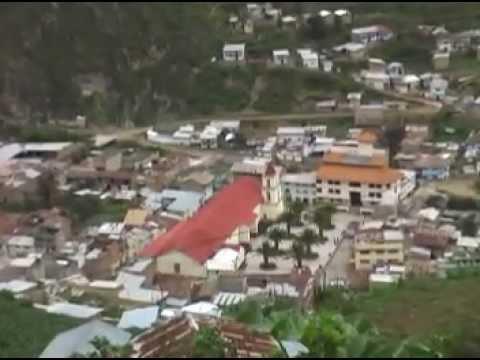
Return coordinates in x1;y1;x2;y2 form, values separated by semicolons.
1;2;480;358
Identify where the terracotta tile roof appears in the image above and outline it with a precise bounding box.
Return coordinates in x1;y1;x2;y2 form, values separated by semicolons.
141;177;263;263
356;129;379;144
0;212;19;236
132;315;278;358
317;164;402;184
413;228;450;250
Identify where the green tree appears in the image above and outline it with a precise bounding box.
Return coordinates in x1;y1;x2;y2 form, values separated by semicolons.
460;214;478;237
475;178;480;194
261;241;273;268
300;228;317;256
290;199;305;224
269;228;284;251
193;326;232;358
72;336;132;358
279;211;296;235
292;240;304;269
313;204;334;243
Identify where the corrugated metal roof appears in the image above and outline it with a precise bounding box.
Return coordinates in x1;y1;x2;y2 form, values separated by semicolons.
40;320;131;358
118;306;159;330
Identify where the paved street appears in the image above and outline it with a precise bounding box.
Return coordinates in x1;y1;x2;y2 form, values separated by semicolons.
321;213;363;287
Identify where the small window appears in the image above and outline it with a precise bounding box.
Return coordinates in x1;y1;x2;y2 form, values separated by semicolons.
387;250;398;254
335;189;340;194
349;182;361;187
359;250;370;255
376;193;382;199
386;184;391;189
174;263;181;274
369;192;376;198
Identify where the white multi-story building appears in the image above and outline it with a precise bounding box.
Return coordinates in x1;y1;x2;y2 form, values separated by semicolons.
281;172;317;204
316;144;413;207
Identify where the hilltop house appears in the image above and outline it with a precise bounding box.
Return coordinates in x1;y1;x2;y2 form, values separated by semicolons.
297;49;319;69
319;10;334;26
334;9;352;25
223;43;246;63
272;49;291;66
351;25;393;44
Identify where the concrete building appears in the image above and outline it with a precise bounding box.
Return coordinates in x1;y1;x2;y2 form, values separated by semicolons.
6;236;35;257
354;104;385;126
361;71;390;91
334;9;352;25
387;62;404;77
272;49;291;66
223;43;246;63
397;153;452;181
427;76;448;101
368;58;387;73
281;172;317;204
89;149;122;172
319;10;334;26
433;52;450;70
276;127;306;146
316;144;412;207
397;74;420;94
351;25;393;44
297;49;319;69
354;227;405;271
334;42;366;61
281;15;298;30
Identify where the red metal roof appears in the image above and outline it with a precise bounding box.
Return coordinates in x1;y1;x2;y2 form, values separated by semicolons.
141;176;263;263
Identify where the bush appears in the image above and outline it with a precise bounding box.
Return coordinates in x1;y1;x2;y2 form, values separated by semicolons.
447;196;480;211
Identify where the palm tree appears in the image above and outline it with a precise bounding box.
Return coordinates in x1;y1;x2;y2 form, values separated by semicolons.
292;241;304;269
269;228;284;251
313;204;335;243
279;211;296;235
290;199;305;225
300;228;317;256
261;241;272;267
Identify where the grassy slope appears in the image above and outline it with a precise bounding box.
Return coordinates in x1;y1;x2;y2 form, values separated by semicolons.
319;275;480;356
0;293;81;357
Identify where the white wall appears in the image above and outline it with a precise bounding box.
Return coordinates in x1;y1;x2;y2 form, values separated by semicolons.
317;179;401;206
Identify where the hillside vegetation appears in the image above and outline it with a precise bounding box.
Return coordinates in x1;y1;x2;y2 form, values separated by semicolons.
0;291;80;357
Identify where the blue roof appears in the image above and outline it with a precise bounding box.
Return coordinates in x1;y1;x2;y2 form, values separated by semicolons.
146;189;203;214
40;320;131;358
118;306;159;330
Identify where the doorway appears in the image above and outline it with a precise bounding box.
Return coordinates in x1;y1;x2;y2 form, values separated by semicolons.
349;191;362;206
